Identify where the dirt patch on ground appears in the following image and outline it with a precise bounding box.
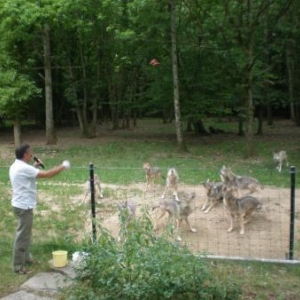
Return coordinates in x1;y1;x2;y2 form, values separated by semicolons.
82;181;300;261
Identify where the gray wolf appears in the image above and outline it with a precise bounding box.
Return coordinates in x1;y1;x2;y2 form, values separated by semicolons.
117;200;136;242
161;168;179;201
143;162;164;192
273;150;289;173
118;200;136;224
202;180;224;214
80;174;103;205
222;186;262;234
219;165;263;197
153;192;197;241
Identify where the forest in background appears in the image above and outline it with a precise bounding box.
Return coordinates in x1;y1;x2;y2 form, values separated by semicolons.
0;0;299;154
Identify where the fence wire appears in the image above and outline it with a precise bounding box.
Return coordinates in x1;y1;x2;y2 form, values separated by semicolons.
1;165;299;263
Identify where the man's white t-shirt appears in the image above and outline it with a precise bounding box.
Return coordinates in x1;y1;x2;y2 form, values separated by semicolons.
9;159;40;209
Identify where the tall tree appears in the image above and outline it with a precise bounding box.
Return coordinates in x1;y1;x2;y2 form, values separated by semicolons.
0;64;40;146
0;0;61;144
220;0;293;156
43;23;57;144
283;1;300;125
170;0;188;152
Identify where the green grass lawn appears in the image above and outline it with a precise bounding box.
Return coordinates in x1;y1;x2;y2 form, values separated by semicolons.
0;118;299;298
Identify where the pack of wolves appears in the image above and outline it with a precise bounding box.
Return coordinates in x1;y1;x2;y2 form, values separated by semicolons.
147;162;264;237
203;165;263;235
81;151;288;240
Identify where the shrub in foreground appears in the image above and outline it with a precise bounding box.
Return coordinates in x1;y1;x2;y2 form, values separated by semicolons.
64;210;241;300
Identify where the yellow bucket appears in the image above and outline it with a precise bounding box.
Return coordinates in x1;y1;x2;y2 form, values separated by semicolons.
52;250;68;268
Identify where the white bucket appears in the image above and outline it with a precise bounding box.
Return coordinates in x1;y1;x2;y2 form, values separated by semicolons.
52;250;68;268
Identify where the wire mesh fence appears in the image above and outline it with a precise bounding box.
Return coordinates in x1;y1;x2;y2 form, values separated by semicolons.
1;164;299;263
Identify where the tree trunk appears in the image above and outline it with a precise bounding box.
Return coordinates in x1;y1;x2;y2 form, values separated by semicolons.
111;108;119;130
162;106;173;124
13;119;22;147
295;106;300;126
76;107;89;138
89;63;101;137
245;72;255;156
286;44;295;122
170;0;188;152
237;117;244;136
193;119;209;136
186;119;193;132
89;100;97;137
256;105;264;135
245;0;255;157
78;36;91;138
67;62;89;137
43;23;57;145
107;63;120;130
266;103;273;125
133;111;137;127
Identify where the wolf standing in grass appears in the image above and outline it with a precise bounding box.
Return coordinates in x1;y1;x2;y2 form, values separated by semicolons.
273;150;289;173
9;144;70;275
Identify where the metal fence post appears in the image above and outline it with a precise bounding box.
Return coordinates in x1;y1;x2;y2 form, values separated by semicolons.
89;163;97;243
289;166;296;260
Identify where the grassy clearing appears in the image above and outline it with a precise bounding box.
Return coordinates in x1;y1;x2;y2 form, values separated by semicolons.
212;260;300;299
0;118;299;298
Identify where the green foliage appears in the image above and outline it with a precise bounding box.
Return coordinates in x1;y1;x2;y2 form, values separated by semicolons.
0;0;42;122
66;211;241;300
0;67;41;119
0;0;298;130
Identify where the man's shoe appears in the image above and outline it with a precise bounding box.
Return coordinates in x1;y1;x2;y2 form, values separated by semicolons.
15;267;32;275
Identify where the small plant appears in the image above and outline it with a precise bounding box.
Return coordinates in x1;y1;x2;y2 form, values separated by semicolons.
64;209;241;300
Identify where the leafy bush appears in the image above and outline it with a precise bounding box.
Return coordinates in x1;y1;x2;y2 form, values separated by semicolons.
64;209;241;300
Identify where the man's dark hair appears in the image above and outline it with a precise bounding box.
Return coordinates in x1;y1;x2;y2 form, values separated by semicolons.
15;144;30;159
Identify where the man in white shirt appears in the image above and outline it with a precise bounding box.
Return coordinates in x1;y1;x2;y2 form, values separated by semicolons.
9;144;70;274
